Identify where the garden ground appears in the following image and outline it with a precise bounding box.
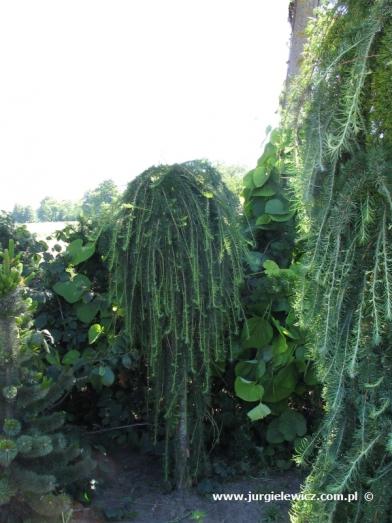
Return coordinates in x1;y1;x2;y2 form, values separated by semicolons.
73;449;302;523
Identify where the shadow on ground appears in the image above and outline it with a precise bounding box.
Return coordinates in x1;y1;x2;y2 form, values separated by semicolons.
72;450;302;523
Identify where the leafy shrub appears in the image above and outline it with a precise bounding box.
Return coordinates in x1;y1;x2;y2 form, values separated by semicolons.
235;129;320;466
30;219;145;440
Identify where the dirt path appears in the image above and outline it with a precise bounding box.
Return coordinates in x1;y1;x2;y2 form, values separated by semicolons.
72;450;302;523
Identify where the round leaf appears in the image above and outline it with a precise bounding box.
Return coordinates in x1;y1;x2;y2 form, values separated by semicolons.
265;198;288;215
67;239;96;265
53;274;91;304
243;170;255;189
262;364;298;403
252;183;277;197
100;367;115;387
62;350;80;366
253;166;271;188
270;212;295;222
266;418;285;444
241;317;273;349
75;300;100;324
234;377;264;402
256;214;271;226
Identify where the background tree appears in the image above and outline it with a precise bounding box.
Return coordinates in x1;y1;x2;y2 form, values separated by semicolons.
36;198;80;222
82;179;119;217
213;162;248;197
11;205;35;224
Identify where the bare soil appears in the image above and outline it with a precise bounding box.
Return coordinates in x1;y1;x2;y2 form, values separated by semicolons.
72;450;302;523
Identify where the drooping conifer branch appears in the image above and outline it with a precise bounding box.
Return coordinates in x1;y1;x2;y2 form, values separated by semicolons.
285;1;392;521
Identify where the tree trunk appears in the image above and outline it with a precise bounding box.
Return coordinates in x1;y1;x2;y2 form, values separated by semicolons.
175;361;190;489
286;0;320;82
0;292;20;423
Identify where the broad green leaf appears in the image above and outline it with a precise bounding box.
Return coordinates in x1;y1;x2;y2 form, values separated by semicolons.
266;418;285;444
235;359;266;381
256;214;271;226
75;300;100;324
256;359;267;379
270;212;295;222
251;198;266;216
241;317;273;349
62;350;80;366
278;410;307;440
265;198;288;215
252;183;277;197
82;348;96;360
53;274;91;304
45;350;61;366
269;129;281;145
263;364;298;403
253;166;271;188
272;334;288;355
257;143;277;166
247;403;271;422
67;239;96;266
243;170;255;189
235;360;257;380
88;323;103;344
234;377;264;402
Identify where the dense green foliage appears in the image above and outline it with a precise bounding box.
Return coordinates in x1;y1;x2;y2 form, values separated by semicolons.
30;220;145;442
0;242;94;522
285;1;392;521
109;160;246;484
237;129;320;466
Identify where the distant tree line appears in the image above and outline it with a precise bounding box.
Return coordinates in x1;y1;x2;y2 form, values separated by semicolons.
9;166;246;223
10;179;120;223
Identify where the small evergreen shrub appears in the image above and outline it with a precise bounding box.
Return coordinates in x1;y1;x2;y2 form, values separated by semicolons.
0;241;94;523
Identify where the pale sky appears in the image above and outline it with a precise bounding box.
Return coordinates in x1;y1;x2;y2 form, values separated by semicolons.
0;1;291;211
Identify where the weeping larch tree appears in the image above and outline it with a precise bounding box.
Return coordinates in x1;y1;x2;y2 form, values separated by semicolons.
109;160;245;487
285;0;392;521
